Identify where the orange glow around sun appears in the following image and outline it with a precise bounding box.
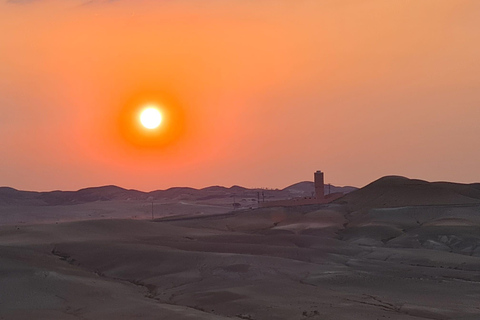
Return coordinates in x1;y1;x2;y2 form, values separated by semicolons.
116;92;187;150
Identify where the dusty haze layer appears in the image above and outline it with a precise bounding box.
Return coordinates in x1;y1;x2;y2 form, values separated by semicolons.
1;177;480;319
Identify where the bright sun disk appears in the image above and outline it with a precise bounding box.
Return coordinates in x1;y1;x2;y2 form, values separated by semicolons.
140;106;162;129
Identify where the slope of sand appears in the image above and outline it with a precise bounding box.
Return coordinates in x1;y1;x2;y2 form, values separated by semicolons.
337;176;480;211
1;207;479;319
1;177;480;319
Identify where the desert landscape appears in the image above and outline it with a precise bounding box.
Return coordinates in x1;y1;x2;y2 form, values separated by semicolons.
2;1;480;319
1;176;480;319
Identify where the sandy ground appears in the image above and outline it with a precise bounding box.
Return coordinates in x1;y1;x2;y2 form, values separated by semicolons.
0;200;232;226
1;177;480;319
0;182;356;226
1;203;480;319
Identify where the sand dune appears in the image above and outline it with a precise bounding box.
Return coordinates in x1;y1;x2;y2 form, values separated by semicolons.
337;176;480;210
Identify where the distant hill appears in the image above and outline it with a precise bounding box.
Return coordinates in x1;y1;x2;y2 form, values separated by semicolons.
0;182;357;206
0;186;147;206
336;176;480;211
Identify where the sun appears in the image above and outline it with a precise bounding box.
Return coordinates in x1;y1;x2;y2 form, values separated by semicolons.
140;106;162;129
116;93;186;149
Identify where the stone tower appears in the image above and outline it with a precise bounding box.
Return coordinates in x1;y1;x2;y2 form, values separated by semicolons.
314;170;324;199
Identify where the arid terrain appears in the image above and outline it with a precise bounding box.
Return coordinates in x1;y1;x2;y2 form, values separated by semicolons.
0;182;355;225
1;177;480;319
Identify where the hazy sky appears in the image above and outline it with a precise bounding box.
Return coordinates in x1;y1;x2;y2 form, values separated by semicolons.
1;0;479;191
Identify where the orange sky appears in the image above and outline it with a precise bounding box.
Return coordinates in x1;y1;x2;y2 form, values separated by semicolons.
1;0;479;191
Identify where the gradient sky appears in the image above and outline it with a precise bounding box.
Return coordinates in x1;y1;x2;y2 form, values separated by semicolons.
1;0;479;191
